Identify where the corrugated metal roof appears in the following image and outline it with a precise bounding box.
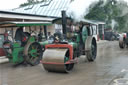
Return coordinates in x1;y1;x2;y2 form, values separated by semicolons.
0;10;56;22
11;0;71;17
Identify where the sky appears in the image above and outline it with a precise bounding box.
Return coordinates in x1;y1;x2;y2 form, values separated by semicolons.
0;0;27;10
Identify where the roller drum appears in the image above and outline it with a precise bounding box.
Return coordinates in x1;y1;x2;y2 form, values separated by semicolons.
42;48;74;73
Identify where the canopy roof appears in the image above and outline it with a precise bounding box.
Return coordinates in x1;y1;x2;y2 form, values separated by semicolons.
52;18;98;25
0;21;52;28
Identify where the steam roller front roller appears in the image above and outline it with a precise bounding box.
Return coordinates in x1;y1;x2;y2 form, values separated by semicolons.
42;48;74;73
85;36;97;61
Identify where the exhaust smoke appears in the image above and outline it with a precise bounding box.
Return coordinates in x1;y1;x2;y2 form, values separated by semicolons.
111;19;118;31
67;0;99;21
66;0;128;31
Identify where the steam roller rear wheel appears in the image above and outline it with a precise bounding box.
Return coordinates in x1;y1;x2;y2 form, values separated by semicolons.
85;36;97;62
42;48;74;73
119;36;125;49
24;42;42;66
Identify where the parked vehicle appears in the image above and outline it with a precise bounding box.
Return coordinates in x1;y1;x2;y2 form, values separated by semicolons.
104;31;118;41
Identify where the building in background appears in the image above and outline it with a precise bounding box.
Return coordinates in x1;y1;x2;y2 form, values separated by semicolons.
0;0;105;40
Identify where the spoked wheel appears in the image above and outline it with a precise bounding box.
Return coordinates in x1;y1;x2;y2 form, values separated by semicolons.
43;49;74;73
85;36;97;62
119;36;125;49
24;42;42;66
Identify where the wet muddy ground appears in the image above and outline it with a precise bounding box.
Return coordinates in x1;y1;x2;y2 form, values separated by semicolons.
1;41;128;85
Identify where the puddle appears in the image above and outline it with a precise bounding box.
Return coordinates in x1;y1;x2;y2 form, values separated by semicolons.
110;69;128;85
114;78;128;85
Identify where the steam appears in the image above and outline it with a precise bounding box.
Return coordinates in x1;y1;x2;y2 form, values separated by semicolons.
66;0;128;31
67;0;99;21
111;19;118;31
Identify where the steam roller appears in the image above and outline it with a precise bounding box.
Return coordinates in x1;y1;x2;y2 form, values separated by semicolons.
42;11;97;73
1;21;51;66
119;33;128;49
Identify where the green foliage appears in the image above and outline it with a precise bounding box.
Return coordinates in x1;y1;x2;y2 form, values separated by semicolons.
86;1;106;21
85;0;128;32
20;0;45;7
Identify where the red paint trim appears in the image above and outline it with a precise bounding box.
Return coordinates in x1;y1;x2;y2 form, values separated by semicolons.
102;34;104;40
0;48;5;56
42;44;77;64
45;44;73;60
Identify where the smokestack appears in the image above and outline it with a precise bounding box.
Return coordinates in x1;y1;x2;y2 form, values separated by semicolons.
61;11;67;35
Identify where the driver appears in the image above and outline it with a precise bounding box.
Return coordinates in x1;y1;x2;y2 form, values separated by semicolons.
15;27;29;46
54;31;62;43
15;27;25;42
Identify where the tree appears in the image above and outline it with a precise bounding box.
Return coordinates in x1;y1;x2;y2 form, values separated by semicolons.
20;0;45;7
85;0;128;32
